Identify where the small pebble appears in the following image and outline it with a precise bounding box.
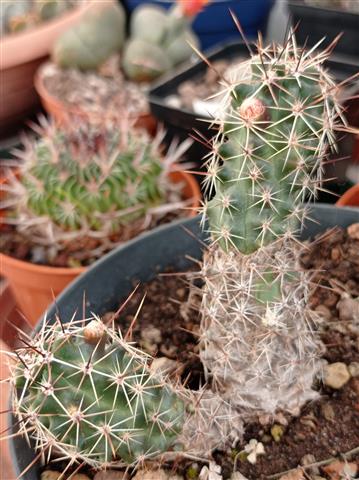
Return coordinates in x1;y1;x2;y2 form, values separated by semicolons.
337;295;359;322
231;473;249;480
323;362;351;389
321;403;335;421
322;460;358;480
132;469;168;480
279;469;305;480
315;305;331;321
71;475;91;480
271;424;284;442
300;454;319;475
141;326;162;344
94;470;128;480
349;361;359;377
41;472;62;480
150;356;179;375
347;223;359;240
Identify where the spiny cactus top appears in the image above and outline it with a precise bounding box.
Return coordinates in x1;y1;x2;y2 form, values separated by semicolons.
3;117;187;252
9;316;243;468
204;35;344;254
196;34;347;416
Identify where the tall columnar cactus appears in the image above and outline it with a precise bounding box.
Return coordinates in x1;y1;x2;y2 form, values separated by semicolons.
3;117;184;256
9;316;243;468
122;1;208;82
197;35;345;415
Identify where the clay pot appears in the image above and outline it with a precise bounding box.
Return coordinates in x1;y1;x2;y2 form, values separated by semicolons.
0;1;91;136
0;170;201;326
35;65;157;136
336;184;359;207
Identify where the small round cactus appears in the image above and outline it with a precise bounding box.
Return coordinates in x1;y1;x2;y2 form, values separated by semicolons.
3;117;186;258
11;316;185;467
9;315;243;468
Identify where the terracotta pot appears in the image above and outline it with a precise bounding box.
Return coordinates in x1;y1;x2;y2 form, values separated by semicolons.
35;65;157;136
336;183;359;207
0;170;201;326
0;339;15;480
0;1;91;135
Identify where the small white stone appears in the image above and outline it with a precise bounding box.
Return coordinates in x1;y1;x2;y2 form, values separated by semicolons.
132;469;168;480
349;361;359;377
323;362;351;389
94;470;128;480
150;356;178;375
231;473;249;480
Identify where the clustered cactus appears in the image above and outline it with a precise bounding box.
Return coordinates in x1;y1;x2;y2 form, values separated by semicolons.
122;1;207;82
10;315;243;469
1;0;76;36
3;117;187;261
195;34;345;415
53;1;125;71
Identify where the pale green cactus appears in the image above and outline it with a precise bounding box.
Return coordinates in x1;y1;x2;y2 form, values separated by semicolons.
10;315;243;468
122;2;201;82
53;2;125;70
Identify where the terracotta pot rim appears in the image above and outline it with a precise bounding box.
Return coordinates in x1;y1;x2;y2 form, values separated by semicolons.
0;169;200;275
35;62;152;122
1;1;91;70
336;183;359;207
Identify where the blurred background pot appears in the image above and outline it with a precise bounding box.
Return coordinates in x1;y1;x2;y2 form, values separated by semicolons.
122;0;275;49
34;66;157;135
336;184;359;207
0;0;90;138
0;170;201;326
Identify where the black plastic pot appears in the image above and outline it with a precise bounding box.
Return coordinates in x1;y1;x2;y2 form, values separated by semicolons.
9;204;359;479
287;0;359;59
149;40;359;170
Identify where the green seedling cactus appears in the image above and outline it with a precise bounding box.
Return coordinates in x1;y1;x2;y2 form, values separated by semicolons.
35;0;68;21
9;315;243;468
2;117;187;259
194;33;346;415
53;1;125;70
122;1;203;82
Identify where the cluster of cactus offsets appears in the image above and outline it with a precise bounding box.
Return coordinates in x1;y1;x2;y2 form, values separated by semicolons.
0;0;75;36
53;1;125;70
9;316;243;468
122;1;207;82
196;35;345;415
4;117;185;251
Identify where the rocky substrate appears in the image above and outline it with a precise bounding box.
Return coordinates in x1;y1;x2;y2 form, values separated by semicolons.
40;58;149;119
42;224;359;479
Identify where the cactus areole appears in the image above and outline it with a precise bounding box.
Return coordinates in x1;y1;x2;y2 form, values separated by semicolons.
198;35;345;415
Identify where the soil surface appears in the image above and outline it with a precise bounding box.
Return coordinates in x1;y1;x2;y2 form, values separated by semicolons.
109;225;359;479
41;58;149;119
166;58;245;113
0;211;183;268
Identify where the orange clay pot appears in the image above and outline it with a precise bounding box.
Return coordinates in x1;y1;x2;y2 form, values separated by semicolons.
0;170;201;326
0;1;91;136
336;184;359;208
34;65;157;136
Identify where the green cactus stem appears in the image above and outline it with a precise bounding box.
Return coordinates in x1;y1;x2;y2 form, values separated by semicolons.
195;33;346;416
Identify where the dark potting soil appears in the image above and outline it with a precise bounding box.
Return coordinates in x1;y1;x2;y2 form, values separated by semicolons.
109;225;359;479
0;212;180;268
